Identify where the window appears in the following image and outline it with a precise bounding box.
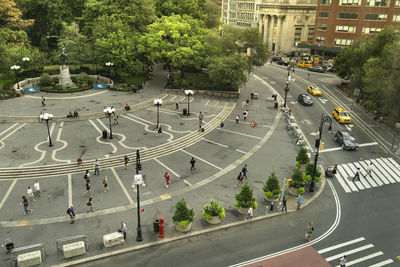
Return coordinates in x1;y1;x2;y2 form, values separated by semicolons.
364;14;387;20
336;25;356;33
396;0;400;6
316;36;325;43
334;39;353;46
362;27;383;33
339;0;361;5
320;0;331;5
338;13;359;19
294;27;302;43
319;12;329;18
308;27;314;41
394;14;400;21
318;24;327;30
366;0;389;6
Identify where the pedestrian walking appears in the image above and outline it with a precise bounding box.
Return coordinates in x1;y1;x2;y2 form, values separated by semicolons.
27;186;35;201
85;181;92;197
246;98;250;105
114;115;119;125
190;157;196;170
94;159;100;175
243;110;248;121
118;222;127;240
198;111;203;123
366;162;373;178
175;102;179;111
21;196;31;215
242;164;248;179
103;176;109;192
34;180;40;197
234;171;244;188
41;96;46;107
244;206;253;221
67;205;75;224
281;196;287;213
305;221;315;241
236;115;240;124
352;167;361;182
124;155;129;169
86;197;93;213
77;157;83;166
164;172;170;188
338;255;347;267
241;101;246;109
84;170;90;182
220;121;224;131
297;193;303;209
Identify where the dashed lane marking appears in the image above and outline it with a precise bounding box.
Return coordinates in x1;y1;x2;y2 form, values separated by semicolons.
16;220;29;226
154;158;180;178
183;179;192;186
160;194;171;200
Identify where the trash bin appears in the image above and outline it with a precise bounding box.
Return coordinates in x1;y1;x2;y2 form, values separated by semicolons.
102;130;107;139
183;108;187;116
274;102;278;109
153;219;160;233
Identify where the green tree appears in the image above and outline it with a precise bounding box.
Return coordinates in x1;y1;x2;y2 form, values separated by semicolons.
58;22;87;66
154;0;206;21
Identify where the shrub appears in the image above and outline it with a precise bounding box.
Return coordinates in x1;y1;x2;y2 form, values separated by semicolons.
297;187;305;194
290;169;306;189
235;184;257;209
202;200;225;220
303;173;311;183
305;163;322;178
77;72;91;86
172;199;194;227
296;146;309;164
40;73;51;86
263;171;281;199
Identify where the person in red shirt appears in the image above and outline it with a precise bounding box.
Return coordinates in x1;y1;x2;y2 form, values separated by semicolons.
77;157;83;166
164;172;170;188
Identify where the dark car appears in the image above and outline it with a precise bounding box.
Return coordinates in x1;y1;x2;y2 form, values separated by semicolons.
297;94;313;106
334;130;359;150
307;66;326;73
271;56;282;62
277;60;290;66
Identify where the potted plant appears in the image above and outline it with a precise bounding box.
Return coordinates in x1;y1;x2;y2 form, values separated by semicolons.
296;146;309;171
263;172;282;203
172;199;194;232
202;200;225;225
289;168;306;196
234;184;258;215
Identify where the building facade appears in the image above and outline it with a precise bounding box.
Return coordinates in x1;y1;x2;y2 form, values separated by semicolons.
221;0;261;28
312;0;400;49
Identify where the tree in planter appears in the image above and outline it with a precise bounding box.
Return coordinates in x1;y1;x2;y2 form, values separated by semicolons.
289;168;306;194
234;184;257;209
172;199;194;228
296;146;310;166
263;172;282;199
202;200;225;220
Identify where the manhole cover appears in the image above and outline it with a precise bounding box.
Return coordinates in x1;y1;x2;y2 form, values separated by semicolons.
180;122;184;125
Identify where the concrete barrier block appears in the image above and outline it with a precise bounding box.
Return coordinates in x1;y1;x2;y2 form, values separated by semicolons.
266;97;274;102
289;116;296;123
63;241;86;259
289;123;298;130
17;250;42;267
253;93;258;99
103;232;125;248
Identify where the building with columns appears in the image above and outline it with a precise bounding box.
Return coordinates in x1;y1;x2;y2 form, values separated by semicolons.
258;0;318;52
221;0;261;28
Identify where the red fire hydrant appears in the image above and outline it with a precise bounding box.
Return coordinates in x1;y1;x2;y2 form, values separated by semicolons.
158;216;165;238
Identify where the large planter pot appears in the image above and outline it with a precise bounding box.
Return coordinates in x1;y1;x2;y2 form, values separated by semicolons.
237;206;249;215
206;216;222;225
175;222;192;233
288;186;299;196
264;195;280;203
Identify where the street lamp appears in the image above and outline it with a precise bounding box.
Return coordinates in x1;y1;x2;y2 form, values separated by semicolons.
103;107;115;139
39;113;54;147
10;65;21;89
154;99;162;127
105;62;113;77
309;113;332;192
185;90;194;116
133;149;144;242
283;65;291;108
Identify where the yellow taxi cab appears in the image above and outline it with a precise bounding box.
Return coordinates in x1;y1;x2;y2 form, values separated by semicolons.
307;84;322;96
332;107;352;124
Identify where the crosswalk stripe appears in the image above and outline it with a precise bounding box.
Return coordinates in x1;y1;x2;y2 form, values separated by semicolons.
368;259;394;267
376;158;400;183
334;171;352;193
371;159;394;184
318;237;365;254
325;244;374;262
359;161;380;187
387;157;400;170
334;251;384;267
342;163;365;190
381;158;400;182
347;162;371;189
337;165;358;192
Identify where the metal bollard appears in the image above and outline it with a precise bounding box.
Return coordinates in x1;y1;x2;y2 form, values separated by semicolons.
265;205;269;214
270;203;274;211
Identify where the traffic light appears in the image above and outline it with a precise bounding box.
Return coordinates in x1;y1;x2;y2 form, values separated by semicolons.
319;141;325;150
315;139;320;148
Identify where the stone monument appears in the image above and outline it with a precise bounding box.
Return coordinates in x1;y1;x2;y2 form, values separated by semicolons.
59;47;73;87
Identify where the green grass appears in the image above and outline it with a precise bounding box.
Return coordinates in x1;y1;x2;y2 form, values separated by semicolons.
125;74;146;85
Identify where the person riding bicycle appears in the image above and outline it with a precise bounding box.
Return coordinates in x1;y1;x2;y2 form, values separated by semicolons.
305;221;315;241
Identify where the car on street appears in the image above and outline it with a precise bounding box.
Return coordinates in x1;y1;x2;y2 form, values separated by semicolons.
332;107;352;124
307;84;322;96
334;130;359;150
271;56;282;62
297;94;313;106
307;66;326;73
277;59;290;66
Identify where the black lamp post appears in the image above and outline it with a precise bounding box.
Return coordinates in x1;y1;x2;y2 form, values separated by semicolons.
134;149;144;242
309;113;332;192
39;113;54;147
283;65;291;108
103;107;115;139
185;90;193;116
154;99;162;127
105;62;113;75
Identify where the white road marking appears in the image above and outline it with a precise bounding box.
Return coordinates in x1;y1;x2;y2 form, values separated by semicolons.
319;98;328;104
0;123;18;137
88;120;118;154
51;122;69;163
26;90;107;99
154;158;180;178
202;138;229;148
334;251;383;267
310;132;319;136
290;101;297;104
325;244;374;262
301;119;312;125
204;99;211;105
0;123;27;142
235;149;247;154
183;180;192;186
180;149;223;170
345;124;354;131
68;173;73;207
319;142;378;153
0;180;17;210
111;168;134;204
222;129;262;140
318;237;366;254
368;259;394;267
225;119;271;128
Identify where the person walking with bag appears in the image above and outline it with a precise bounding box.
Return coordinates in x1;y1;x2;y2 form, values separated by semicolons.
164;172;170;188
103;176;109;192
190;157;196;170
87;197;93;213
305;221;315;241
234;172;244;188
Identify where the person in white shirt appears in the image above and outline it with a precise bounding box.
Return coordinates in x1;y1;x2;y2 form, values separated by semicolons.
27;186;35;201
34;180;40;197
367;162;373;178
338;255;347;267
245;206;253;221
